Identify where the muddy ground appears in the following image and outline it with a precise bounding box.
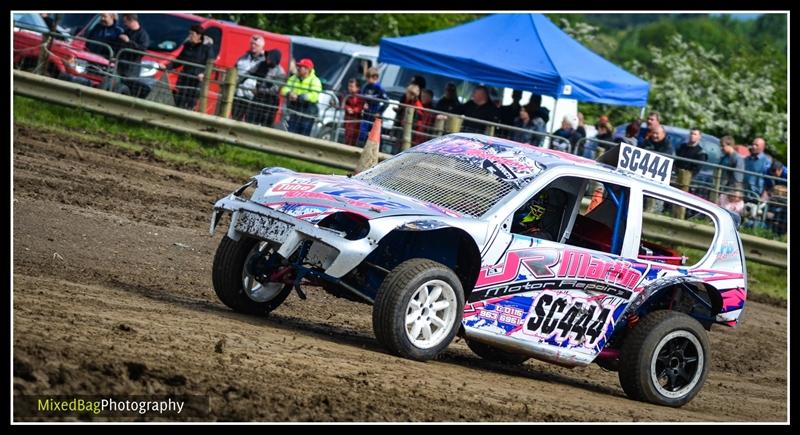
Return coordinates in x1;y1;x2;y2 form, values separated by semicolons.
12;125;787;422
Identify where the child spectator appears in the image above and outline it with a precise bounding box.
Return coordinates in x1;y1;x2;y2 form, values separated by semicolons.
358;67;388;146
719;185;745;217
343;77;365;146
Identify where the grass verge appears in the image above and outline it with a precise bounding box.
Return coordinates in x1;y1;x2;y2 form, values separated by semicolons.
13;96;347;178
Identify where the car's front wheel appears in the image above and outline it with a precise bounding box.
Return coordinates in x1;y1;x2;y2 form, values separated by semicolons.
212;235;292;315
372;259;464;361
618;310;710;407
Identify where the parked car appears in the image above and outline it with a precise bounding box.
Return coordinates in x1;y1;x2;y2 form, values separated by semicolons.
13;13;110;87
209;134;747;407
70;13;291;117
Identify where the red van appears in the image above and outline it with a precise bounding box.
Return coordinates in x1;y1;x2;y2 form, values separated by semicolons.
72;13;291;115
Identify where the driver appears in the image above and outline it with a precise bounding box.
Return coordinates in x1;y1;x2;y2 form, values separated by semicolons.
515;188;568;241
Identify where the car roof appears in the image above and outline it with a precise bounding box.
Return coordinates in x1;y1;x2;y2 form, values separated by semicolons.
417;134;722;209
289;35;378;58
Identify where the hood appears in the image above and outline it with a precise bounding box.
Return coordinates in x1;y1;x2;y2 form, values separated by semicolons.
249;169;463;224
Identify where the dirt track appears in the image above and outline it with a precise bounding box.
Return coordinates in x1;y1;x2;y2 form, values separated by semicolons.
12;124;788;422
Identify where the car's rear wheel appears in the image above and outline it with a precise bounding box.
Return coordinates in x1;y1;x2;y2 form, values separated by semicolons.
466;339;529;365
618;310;709;407
372;259;464;361
212;235;292;315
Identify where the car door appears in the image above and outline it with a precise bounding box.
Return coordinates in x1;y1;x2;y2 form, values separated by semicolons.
463;172;647;364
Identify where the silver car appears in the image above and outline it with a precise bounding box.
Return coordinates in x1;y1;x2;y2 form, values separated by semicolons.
210;133;747;407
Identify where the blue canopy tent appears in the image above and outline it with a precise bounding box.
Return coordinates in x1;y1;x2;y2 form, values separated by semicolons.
378;13;649;107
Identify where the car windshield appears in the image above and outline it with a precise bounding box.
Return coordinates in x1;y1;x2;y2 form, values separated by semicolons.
13;13;49;33
291;44;350;88
137;14;199;52
59;13;95;35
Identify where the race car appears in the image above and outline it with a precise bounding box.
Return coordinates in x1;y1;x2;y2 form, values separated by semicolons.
209;133;747;407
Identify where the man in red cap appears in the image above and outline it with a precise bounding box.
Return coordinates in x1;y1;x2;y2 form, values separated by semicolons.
280;57;322;135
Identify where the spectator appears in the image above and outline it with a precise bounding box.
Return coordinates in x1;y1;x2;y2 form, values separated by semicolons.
57;53;94;87
342;77;365;146
166;24;212;111
85;13;124;59
460;85;498;134
763;160;787;235
719;135;745;188
249;48;285;127
499;89;523;137
40;13;57;33
280;57;322;136
583;120;614;158
615;120;640;146
751;137;773;173
553;115;580;152
510;105;543;145
529;104;549;147
718;184;745;217
744;139;770;200
414;88;436;145
232;35;267;122
358;67;388;146
117;14;150;98
675;127;709;177
640;110;662;143
394;84;423;146
394;75;428;138
576;112;590;140
764;160;788;193
640;126;673;155
434;82;462;115
411;75;426;92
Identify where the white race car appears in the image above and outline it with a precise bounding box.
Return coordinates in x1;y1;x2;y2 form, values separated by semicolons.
210;134;747;407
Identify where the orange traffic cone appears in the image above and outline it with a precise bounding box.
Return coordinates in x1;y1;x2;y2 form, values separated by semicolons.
355;118;381;174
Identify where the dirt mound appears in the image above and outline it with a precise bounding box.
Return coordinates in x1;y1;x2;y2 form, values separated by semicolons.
12;124;786;421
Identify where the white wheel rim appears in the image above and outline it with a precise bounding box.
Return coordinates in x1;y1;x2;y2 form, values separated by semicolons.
650;330;704;399
405;279;457;349
241;242;284;303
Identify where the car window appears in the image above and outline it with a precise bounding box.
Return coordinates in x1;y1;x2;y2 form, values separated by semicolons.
339;57;373;91
291;43;350;88
509;176;630;256
13;13;49;32
136;14;199;52
59;13;96;36
640;193;716;267
203;26;222;60
566;180;630;256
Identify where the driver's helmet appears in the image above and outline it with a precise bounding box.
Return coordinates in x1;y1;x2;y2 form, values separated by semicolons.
521;190;549;225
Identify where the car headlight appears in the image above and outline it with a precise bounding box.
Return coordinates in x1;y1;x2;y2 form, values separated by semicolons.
140;60;160;78
73;59;87;74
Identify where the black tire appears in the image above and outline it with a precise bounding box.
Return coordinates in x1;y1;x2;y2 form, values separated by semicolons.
212;235;292;315
618;310;710;407
595;355;619;372
466;339;529;365
372;258;464;361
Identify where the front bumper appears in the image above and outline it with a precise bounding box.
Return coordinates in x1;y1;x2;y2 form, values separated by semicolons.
210;194;377;278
